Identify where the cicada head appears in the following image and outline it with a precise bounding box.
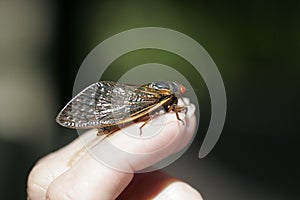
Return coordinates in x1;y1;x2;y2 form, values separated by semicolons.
148;81;186;96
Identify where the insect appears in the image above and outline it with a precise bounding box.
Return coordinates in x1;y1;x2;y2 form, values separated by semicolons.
56;81;187;136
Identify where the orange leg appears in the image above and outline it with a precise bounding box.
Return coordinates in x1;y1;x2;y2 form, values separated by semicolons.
139;118;152;135
172;105;187;125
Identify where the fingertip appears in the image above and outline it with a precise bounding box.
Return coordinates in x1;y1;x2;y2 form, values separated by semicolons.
117;171;202;200
154;182;203;200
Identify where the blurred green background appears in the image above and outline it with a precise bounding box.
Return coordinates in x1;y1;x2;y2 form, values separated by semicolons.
0;0;299;199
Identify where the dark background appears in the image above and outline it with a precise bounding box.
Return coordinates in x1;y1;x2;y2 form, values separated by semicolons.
0;0;299;199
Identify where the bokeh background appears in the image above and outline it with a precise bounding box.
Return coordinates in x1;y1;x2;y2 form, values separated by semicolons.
0;0;299;199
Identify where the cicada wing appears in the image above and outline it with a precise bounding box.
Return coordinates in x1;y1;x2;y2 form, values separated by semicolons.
56;81;160;129
56;81;109;129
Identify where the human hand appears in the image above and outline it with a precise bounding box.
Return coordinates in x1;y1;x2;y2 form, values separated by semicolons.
27;100;202;200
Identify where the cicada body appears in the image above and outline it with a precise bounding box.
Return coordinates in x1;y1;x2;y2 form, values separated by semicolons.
56;81;187;136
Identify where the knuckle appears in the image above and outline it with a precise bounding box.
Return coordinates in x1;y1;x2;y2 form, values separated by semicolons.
27;163;47;199
27;154;55;199
46;180;72;200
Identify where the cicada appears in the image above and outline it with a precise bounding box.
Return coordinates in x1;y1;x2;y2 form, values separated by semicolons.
56;81;187;136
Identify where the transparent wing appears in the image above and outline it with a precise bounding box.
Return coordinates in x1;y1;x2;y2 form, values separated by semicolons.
56;81;160;129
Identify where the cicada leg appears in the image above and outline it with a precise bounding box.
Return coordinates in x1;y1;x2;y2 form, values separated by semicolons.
171;104;187;126
139;118;152;135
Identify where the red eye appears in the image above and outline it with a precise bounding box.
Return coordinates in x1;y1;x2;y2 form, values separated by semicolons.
180;85;186;94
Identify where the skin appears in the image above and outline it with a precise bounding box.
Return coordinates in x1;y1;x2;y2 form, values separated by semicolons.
27;100;202;200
